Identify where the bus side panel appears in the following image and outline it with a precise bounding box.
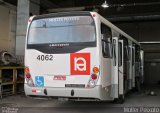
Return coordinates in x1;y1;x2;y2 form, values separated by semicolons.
128;41;133;90
101;58;112;87
140;50;144;84
118;40;124;95
132;46;136;87
110;37;119;98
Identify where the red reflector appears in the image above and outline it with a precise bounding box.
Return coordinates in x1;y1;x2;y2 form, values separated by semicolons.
32;90;36;93
92;14;96;17
28;19;31;22
91;74;97;80
26;74;31;79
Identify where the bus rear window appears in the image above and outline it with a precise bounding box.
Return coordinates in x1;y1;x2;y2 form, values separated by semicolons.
28;16;95;44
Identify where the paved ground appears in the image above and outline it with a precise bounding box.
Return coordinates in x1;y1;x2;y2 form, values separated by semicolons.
0;85;160;113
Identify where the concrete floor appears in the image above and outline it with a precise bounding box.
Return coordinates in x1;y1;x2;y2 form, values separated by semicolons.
0;85;160;113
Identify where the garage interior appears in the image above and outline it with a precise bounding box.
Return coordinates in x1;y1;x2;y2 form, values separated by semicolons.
0;0;160;112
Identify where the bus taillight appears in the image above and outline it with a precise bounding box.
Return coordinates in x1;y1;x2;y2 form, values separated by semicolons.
25;67;30;74
87;66;99;88
88;80;95;87
26;73;31;79
93;67;99;74
25;67;31;79
91;74;97;80
25;67;35;87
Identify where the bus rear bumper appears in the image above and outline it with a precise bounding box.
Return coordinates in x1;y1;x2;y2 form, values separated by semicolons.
24;84;113;101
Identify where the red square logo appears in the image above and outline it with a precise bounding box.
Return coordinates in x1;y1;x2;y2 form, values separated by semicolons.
70;53;90;75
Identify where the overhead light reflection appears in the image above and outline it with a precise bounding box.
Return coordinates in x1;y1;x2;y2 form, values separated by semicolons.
101;0;109;8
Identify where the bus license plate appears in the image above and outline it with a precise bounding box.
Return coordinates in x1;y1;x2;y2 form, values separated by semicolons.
53;76;66;80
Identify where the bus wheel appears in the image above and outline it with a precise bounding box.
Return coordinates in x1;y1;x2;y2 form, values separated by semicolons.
114;95;125;104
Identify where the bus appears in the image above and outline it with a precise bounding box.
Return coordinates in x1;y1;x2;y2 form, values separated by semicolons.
24;11;143;103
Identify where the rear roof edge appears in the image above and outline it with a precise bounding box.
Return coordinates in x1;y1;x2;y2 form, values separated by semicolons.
33;11;93;20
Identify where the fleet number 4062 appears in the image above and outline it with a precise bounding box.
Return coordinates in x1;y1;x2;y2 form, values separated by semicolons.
37;55;53;61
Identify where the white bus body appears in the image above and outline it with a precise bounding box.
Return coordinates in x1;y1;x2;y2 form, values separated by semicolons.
24;12;143;102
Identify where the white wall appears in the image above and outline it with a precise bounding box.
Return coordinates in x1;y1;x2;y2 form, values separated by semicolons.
0;6;10;51
0;5;16;54
16;0;40;56
16;0;29;56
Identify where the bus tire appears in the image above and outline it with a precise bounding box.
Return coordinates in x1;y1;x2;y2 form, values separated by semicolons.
114;95;125;104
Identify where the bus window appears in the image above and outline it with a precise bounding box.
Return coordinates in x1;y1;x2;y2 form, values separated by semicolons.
28;16;96;44
128;46;131;61
132;47;135;66
101;23;112;58
113;39;117;66
124;46;129;61
119;42;122;67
